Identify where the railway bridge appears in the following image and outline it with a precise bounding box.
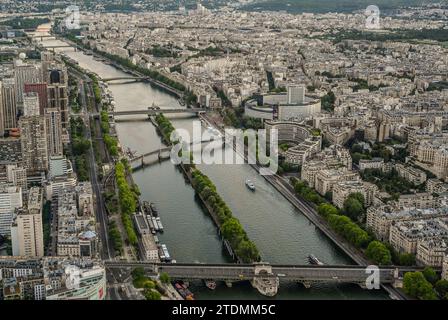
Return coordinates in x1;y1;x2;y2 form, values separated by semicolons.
104;261;422;297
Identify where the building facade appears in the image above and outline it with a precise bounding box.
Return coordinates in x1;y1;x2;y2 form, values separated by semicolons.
45;108;63;157
1;78;17;130
11;192;44;258
0;186;22;236
19;115;49;175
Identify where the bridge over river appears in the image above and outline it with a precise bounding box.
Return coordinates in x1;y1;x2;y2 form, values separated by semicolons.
128;138;220;170
104;261;423;297
110;107;207;118
102;76;184;97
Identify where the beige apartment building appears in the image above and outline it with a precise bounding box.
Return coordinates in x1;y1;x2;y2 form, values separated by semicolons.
410;136;448;180
426;178;448;194
397;193;439;210
314;169;359;196
395;163;427;185
366;206;448;242
11;209;44;257
11;187;44;258
389;218;448;255
332;180;378;209
443;256;448;280
416;239;447;267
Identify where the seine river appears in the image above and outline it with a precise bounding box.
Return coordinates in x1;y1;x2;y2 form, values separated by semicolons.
39;30;388;299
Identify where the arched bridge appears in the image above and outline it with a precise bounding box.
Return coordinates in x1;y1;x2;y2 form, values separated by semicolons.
129;138;219;169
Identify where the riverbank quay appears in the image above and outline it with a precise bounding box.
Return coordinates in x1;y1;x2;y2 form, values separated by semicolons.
198;113;408;300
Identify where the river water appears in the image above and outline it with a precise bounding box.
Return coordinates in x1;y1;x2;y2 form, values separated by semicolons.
39;30;388;299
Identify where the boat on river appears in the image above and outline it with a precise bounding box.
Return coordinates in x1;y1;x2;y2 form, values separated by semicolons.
308;254;324;265
156;217;164;231
245;179;255;191
150;202;159;217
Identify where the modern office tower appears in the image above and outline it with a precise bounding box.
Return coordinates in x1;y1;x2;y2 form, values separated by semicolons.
287;85;305;105
45;108;63;157
40;51;54;75
11;187;44;258
24;83;48;114
14;63;42;106
19;115;49;175
23;92;40;117
47;69;68;129
6;165;27;192
1;78;18;130
0;186;23;237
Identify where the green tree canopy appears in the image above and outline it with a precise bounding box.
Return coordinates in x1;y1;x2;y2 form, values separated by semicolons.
365;241;392;265
343;193;365;221
236;239;260;263
317;203;339;218
422;267;439;285
435;279;448;300
144;289;162;300
398;253;416;266
403;271;437;300
132;267;145;279
221;218;245;243
159;272;170;284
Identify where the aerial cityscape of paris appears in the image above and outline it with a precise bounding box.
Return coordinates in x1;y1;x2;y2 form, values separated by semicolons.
0;0;448;308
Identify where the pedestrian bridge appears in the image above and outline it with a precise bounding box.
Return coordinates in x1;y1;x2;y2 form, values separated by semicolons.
104;261;421;297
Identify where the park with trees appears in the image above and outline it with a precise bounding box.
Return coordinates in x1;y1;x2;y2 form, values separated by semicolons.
69;117;91;182
115;161;139;246
155;114;176;143
131;268;163;300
